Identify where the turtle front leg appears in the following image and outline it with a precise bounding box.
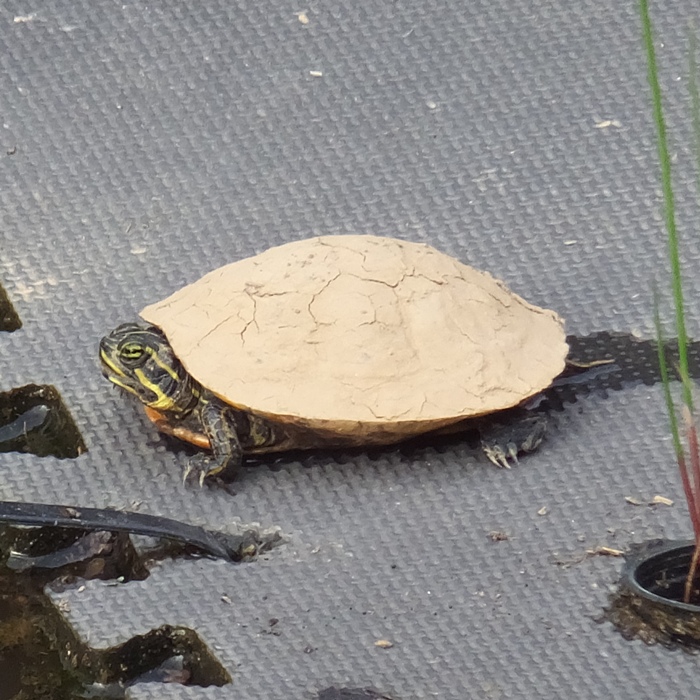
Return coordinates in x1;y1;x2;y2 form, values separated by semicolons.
184;400;243;486
479;413;547;468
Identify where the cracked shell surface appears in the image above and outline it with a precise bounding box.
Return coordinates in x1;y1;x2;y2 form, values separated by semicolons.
141;236;568;437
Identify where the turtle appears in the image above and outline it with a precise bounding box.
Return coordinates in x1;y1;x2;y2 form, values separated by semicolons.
99;235;569;484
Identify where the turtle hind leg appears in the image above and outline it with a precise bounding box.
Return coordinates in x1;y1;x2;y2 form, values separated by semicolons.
479;412;547;469
183;400;243;486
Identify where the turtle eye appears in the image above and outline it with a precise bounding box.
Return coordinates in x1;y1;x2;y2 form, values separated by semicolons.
119;342;147;366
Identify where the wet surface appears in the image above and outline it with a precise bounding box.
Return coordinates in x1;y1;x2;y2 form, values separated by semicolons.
603;540;700;651
0;500;284;562
0;284;20;333
0;384;86;460
0;508;284;697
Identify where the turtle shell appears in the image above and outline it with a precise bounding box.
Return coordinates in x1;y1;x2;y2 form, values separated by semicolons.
140;235;567;441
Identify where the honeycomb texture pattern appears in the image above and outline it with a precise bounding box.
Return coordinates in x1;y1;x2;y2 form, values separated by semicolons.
3;1;700;698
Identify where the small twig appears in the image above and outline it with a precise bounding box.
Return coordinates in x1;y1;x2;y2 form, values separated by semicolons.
553;546;625;569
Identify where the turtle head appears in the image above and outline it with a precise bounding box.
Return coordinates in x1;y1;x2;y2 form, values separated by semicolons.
99;323;198;415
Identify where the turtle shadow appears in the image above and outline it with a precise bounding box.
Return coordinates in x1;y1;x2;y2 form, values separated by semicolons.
242;429;486;482
159;428;485;488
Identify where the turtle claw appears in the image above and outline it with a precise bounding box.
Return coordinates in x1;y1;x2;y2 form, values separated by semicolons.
182;453;239;488
182;462;203;487
182;455;218;488
480;414;547;469
483;444;518;469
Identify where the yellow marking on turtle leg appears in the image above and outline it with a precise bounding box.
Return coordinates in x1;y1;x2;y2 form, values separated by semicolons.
247;415;275;447
198;401;243;482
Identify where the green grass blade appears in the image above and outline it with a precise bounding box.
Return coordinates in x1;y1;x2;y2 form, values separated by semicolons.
639;0;693;413
653;288;684;460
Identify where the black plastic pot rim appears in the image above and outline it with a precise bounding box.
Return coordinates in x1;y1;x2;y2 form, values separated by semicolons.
624;538;700;613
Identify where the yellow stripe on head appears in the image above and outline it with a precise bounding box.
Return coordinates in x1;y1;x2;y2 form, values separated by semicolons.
100;348;127;378
143;345;181;383
107;376;142;397
134;368;177;411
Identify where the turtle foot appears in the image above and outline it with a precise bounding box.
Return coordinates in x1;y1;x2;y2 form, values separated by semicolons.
182;456;211;487
182;455;233;487
182;454;239;488
480;415;547;468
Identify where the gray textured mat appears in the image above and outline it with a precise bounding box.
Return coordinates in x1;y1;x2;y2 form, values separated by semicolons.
3;0;700;698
